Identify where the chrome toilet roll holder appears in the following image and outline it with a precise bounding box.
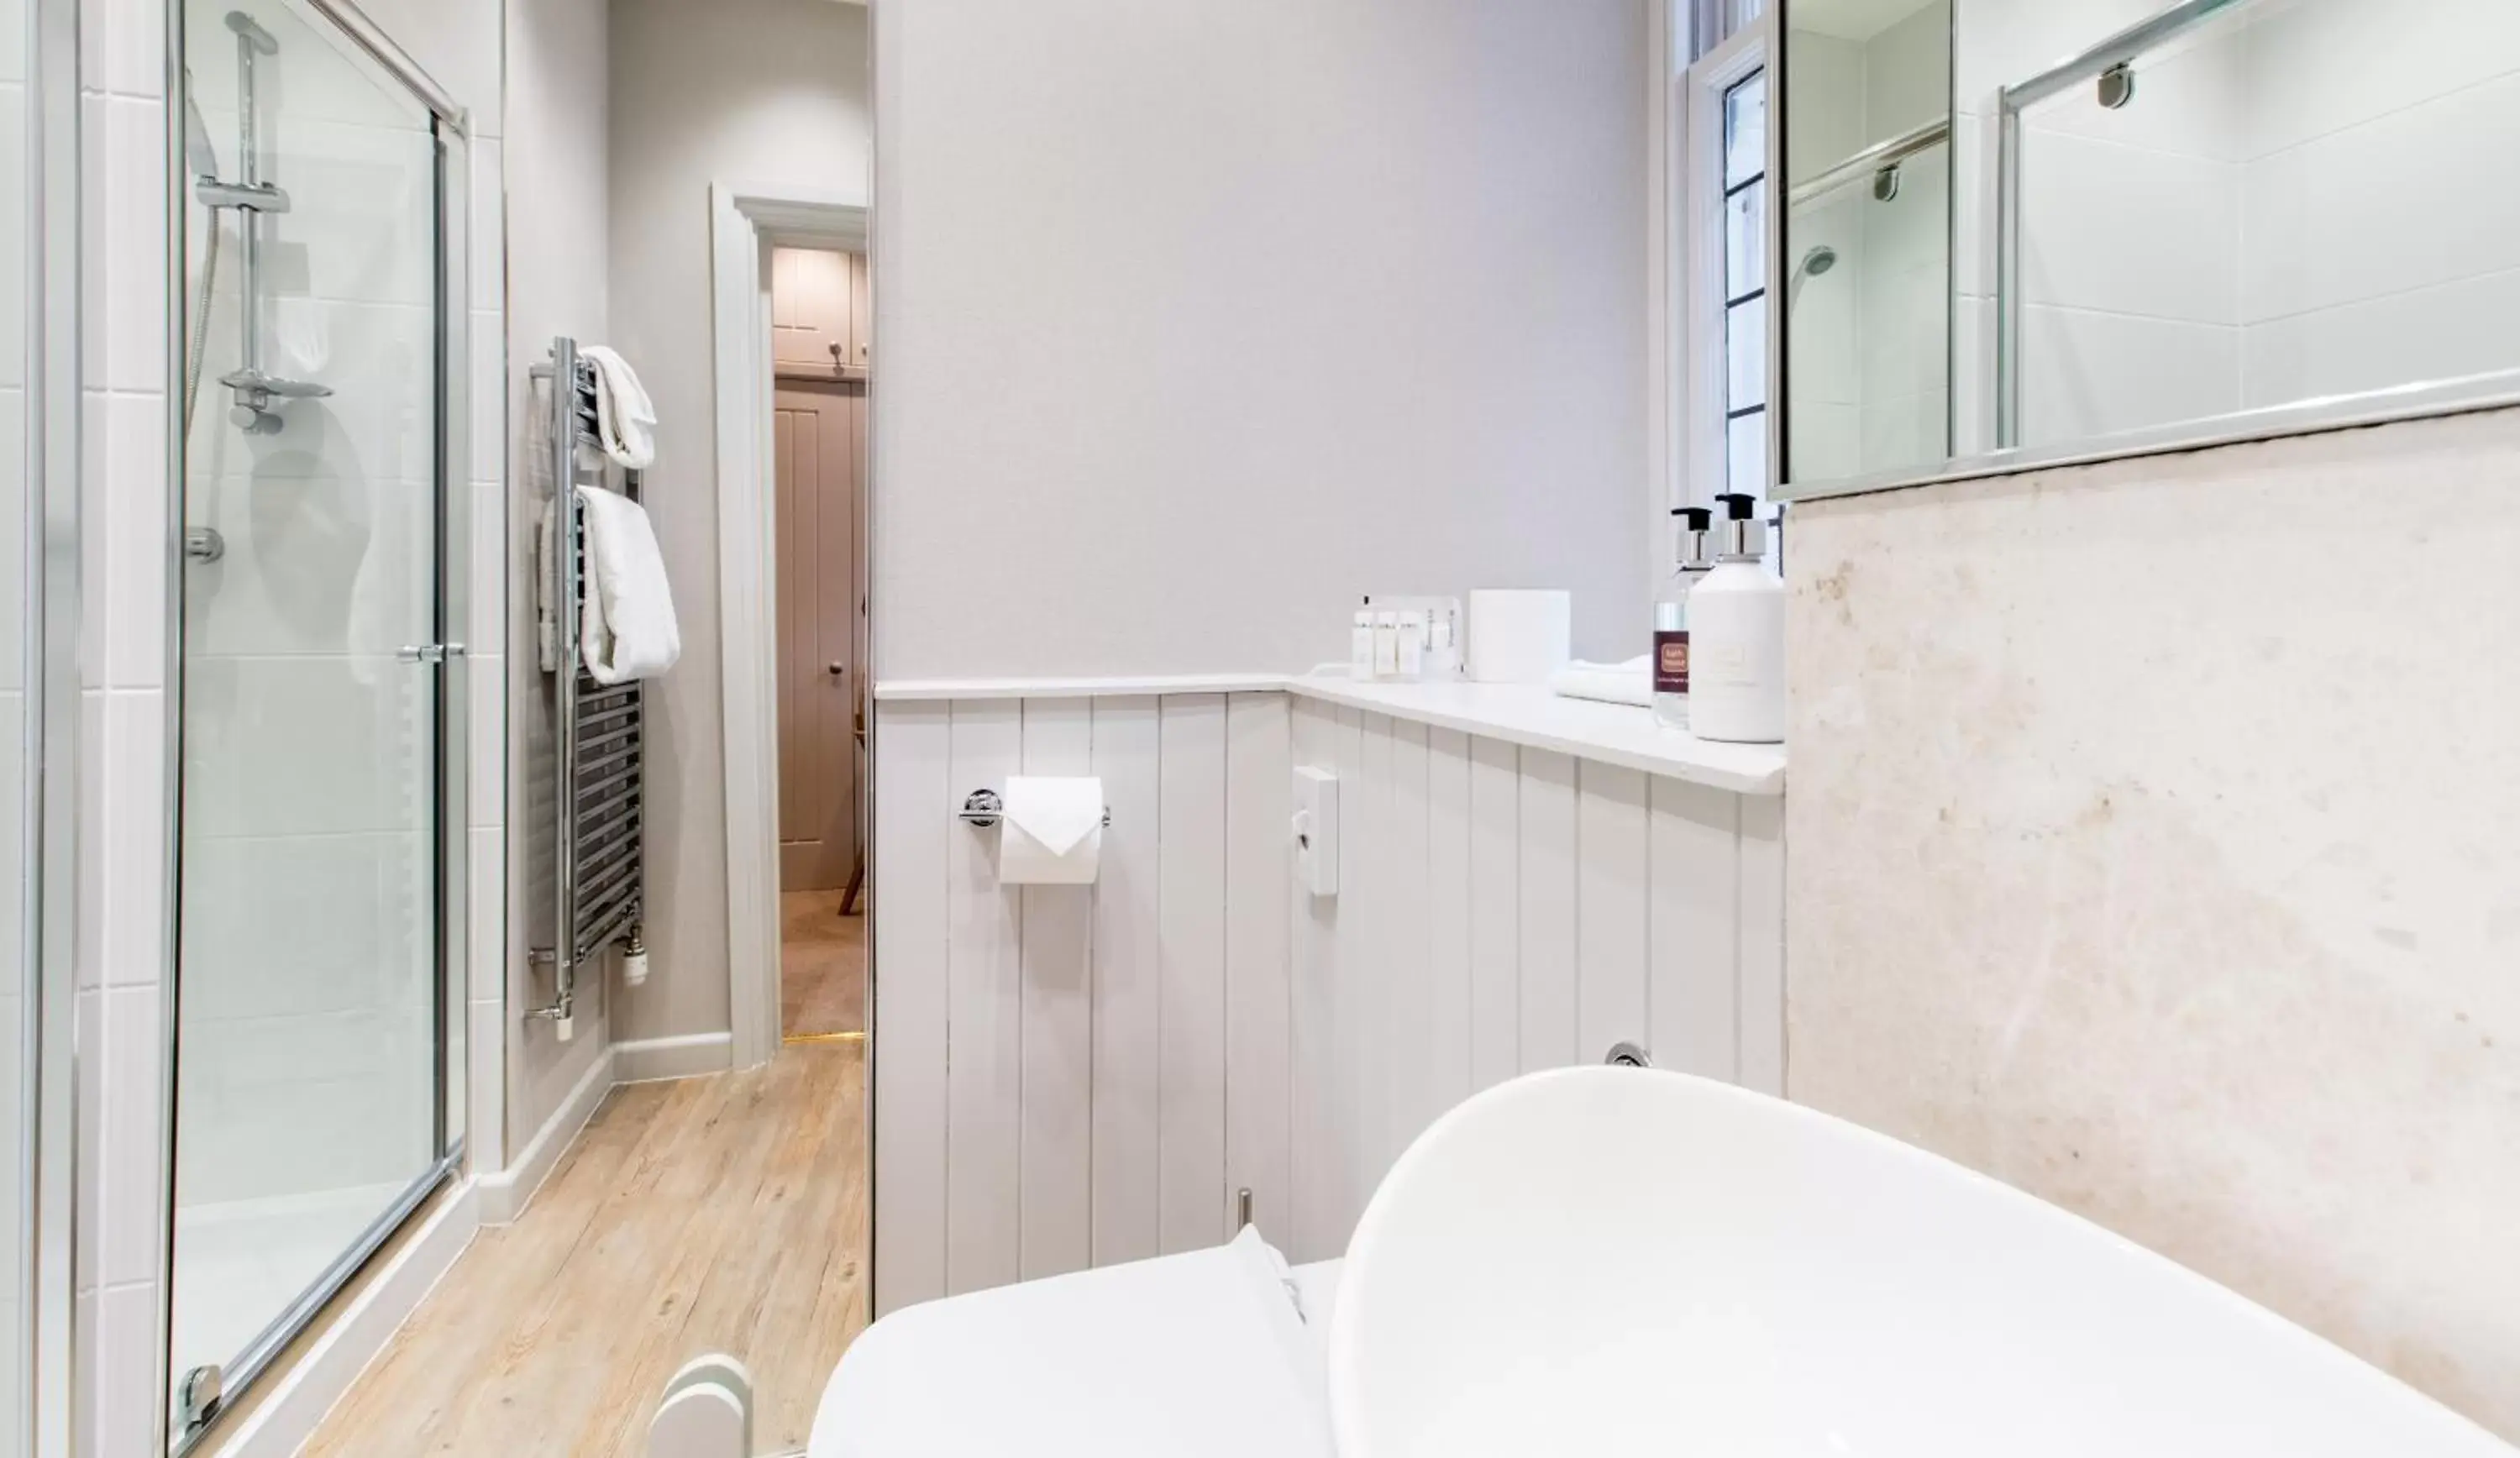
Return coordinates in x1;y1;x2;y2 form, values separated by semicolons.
957;788;1114;830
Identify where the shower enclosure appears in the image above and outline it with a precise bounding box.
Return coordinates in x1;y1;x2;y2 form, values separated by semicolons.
8;0;81;1451
168;0;470;1436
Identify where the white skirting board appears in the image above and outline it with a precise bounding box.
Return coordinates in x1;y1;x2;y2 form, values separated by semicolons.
202;1181;483;1457
476;1045;616;1226
617;1031;737;1084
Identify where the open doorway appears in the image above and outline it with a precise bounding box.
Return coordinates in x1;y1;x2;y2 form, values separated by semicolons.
769;244;871;1045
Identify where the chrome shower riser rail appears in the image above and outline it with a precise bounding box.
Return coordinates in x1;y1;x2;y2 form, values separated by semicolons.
1996;0;2248;447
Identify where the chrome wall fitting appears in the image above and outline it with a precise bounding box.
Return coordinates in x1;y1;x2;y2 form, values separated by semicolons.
2097;61;2135;109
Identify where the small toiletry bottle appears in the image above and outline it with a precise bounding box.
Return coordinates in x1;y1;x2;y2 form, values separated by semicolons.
1373;610;1400;679
1688;494;1787;744
1652;507;1715;731
1398;610;1426;679
1351;601;1375;679
1429;604;1460;679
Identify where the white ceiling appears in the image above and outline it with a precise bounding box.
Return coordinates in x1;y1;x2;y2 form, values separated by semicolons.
1789;0;1940;43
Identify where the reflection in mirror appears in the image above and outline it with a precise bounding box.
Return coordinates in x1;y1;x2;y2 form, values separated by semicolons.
1782;0;1952;485
1782;0;2520;492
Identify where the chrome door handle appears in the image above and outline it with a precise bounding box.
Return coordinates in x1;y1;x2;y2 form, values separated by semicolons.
827;662;846;676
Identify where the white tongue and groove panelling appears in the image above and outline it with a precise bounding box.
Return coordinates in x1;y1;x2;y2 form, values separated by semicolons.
872;691;1783;1314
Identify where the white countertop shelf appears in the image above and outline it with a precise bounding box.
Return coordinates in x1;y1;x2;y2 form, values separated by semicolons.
1279;675;1785;795
875;673;1786;796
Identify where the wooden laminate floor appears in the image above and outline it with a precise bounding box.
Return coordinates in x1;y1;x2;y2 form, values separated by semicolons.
781;888;866;1039
305;1045;869;1457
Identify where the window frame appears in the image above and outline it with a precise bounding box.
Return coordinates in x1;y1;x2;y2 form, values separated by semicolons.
1675;10;1777;518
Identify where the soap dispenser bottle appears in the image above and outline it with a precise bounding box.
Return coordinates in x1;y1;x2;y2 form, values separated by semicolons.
1688;493;1786;744
1652;507;1714;730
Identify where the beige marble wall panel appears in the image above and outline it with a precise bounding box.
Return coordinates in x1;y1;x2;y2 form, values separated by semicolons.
1786;406;2520;1440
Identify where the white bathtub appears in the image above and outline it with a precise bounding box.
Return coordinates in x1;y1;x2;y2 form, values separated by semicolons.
1333;1067;2512;1456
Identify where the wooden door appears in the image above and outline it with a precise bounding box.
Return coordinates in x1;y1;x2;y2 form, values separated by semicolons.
770;246;856;379
774;380;864;889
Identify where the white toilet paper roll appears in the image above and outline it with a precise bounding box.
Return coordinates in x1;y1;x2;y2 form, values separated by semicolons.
999;775;1105;884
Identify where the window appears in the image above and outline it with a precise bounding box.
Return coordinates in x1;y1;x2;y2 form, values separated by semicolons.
1675;3;1774;518
1719;71;1768;510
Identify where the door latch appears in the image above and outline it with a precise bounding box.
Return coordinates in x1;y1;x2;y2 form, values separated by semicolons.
396;642;468;664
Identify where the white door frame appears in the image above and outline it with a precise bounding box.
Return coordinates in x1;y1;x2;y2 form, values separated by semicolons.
711;181;871;1069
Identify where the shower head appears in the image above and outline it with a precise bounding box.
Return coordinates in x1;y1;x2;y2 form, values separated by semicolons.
182;88;220;181
1785;244;1838;312
225;10;278;54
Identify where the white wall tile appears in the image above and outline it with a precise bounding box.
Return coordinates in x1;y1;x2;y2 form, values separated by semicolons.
469;654;505;829
96;1281;162;1458
2239;0;2520;160
470;311;506;484
180;656;433;838
72;987;102;1293
99;986;162;1287
95;0;164;99
75;694;103;994
1951;110;1995;300
2241;72;2520;327
469;825;505;1001
2019;128;2239;324
1859;388;1950;474
470;141;505;311
2020;307;2239;448
465;997;506;1172
102;691;165;989
2244;269;2520;410
104;393;165;689
103;96;167;396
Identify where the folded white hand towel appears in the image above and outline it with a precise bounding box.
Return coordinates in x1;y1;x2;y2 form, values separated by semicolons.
579;344;658;470
575;485;680;684
1548;654;1653;708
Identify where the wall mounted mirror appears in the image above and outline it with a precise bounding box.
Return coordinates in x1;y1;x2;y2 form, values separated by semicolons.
1779;0;2520;499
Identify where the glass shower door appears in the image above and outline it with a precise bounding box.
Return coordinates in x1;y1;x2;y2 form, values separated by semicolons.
170;0;449;1424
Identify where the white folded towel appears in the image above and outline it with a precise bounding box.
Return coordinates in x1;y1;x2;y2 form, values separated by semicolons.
579;344;658;470
1548;654;1652;708
535;497;559;672
575;485;681;684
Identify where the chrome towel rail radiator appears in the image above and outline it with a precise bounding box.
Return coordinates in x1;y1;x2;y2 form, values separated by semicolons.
528;336;646;1036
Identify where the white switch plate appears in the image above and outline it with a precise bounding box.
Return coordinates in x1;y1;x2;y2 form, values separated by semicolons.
1293;766;1340;897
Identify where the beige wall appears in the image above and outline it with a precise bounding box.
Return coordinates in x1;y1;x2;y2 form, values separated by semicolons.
603;0;872;1046
1783;407;2520;1440
506;0;613;1156
869;0;1655;680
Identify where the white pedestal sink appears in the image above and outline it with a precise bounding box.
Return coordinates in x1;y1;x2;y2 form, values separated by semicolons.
1329;1066;2509;1457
